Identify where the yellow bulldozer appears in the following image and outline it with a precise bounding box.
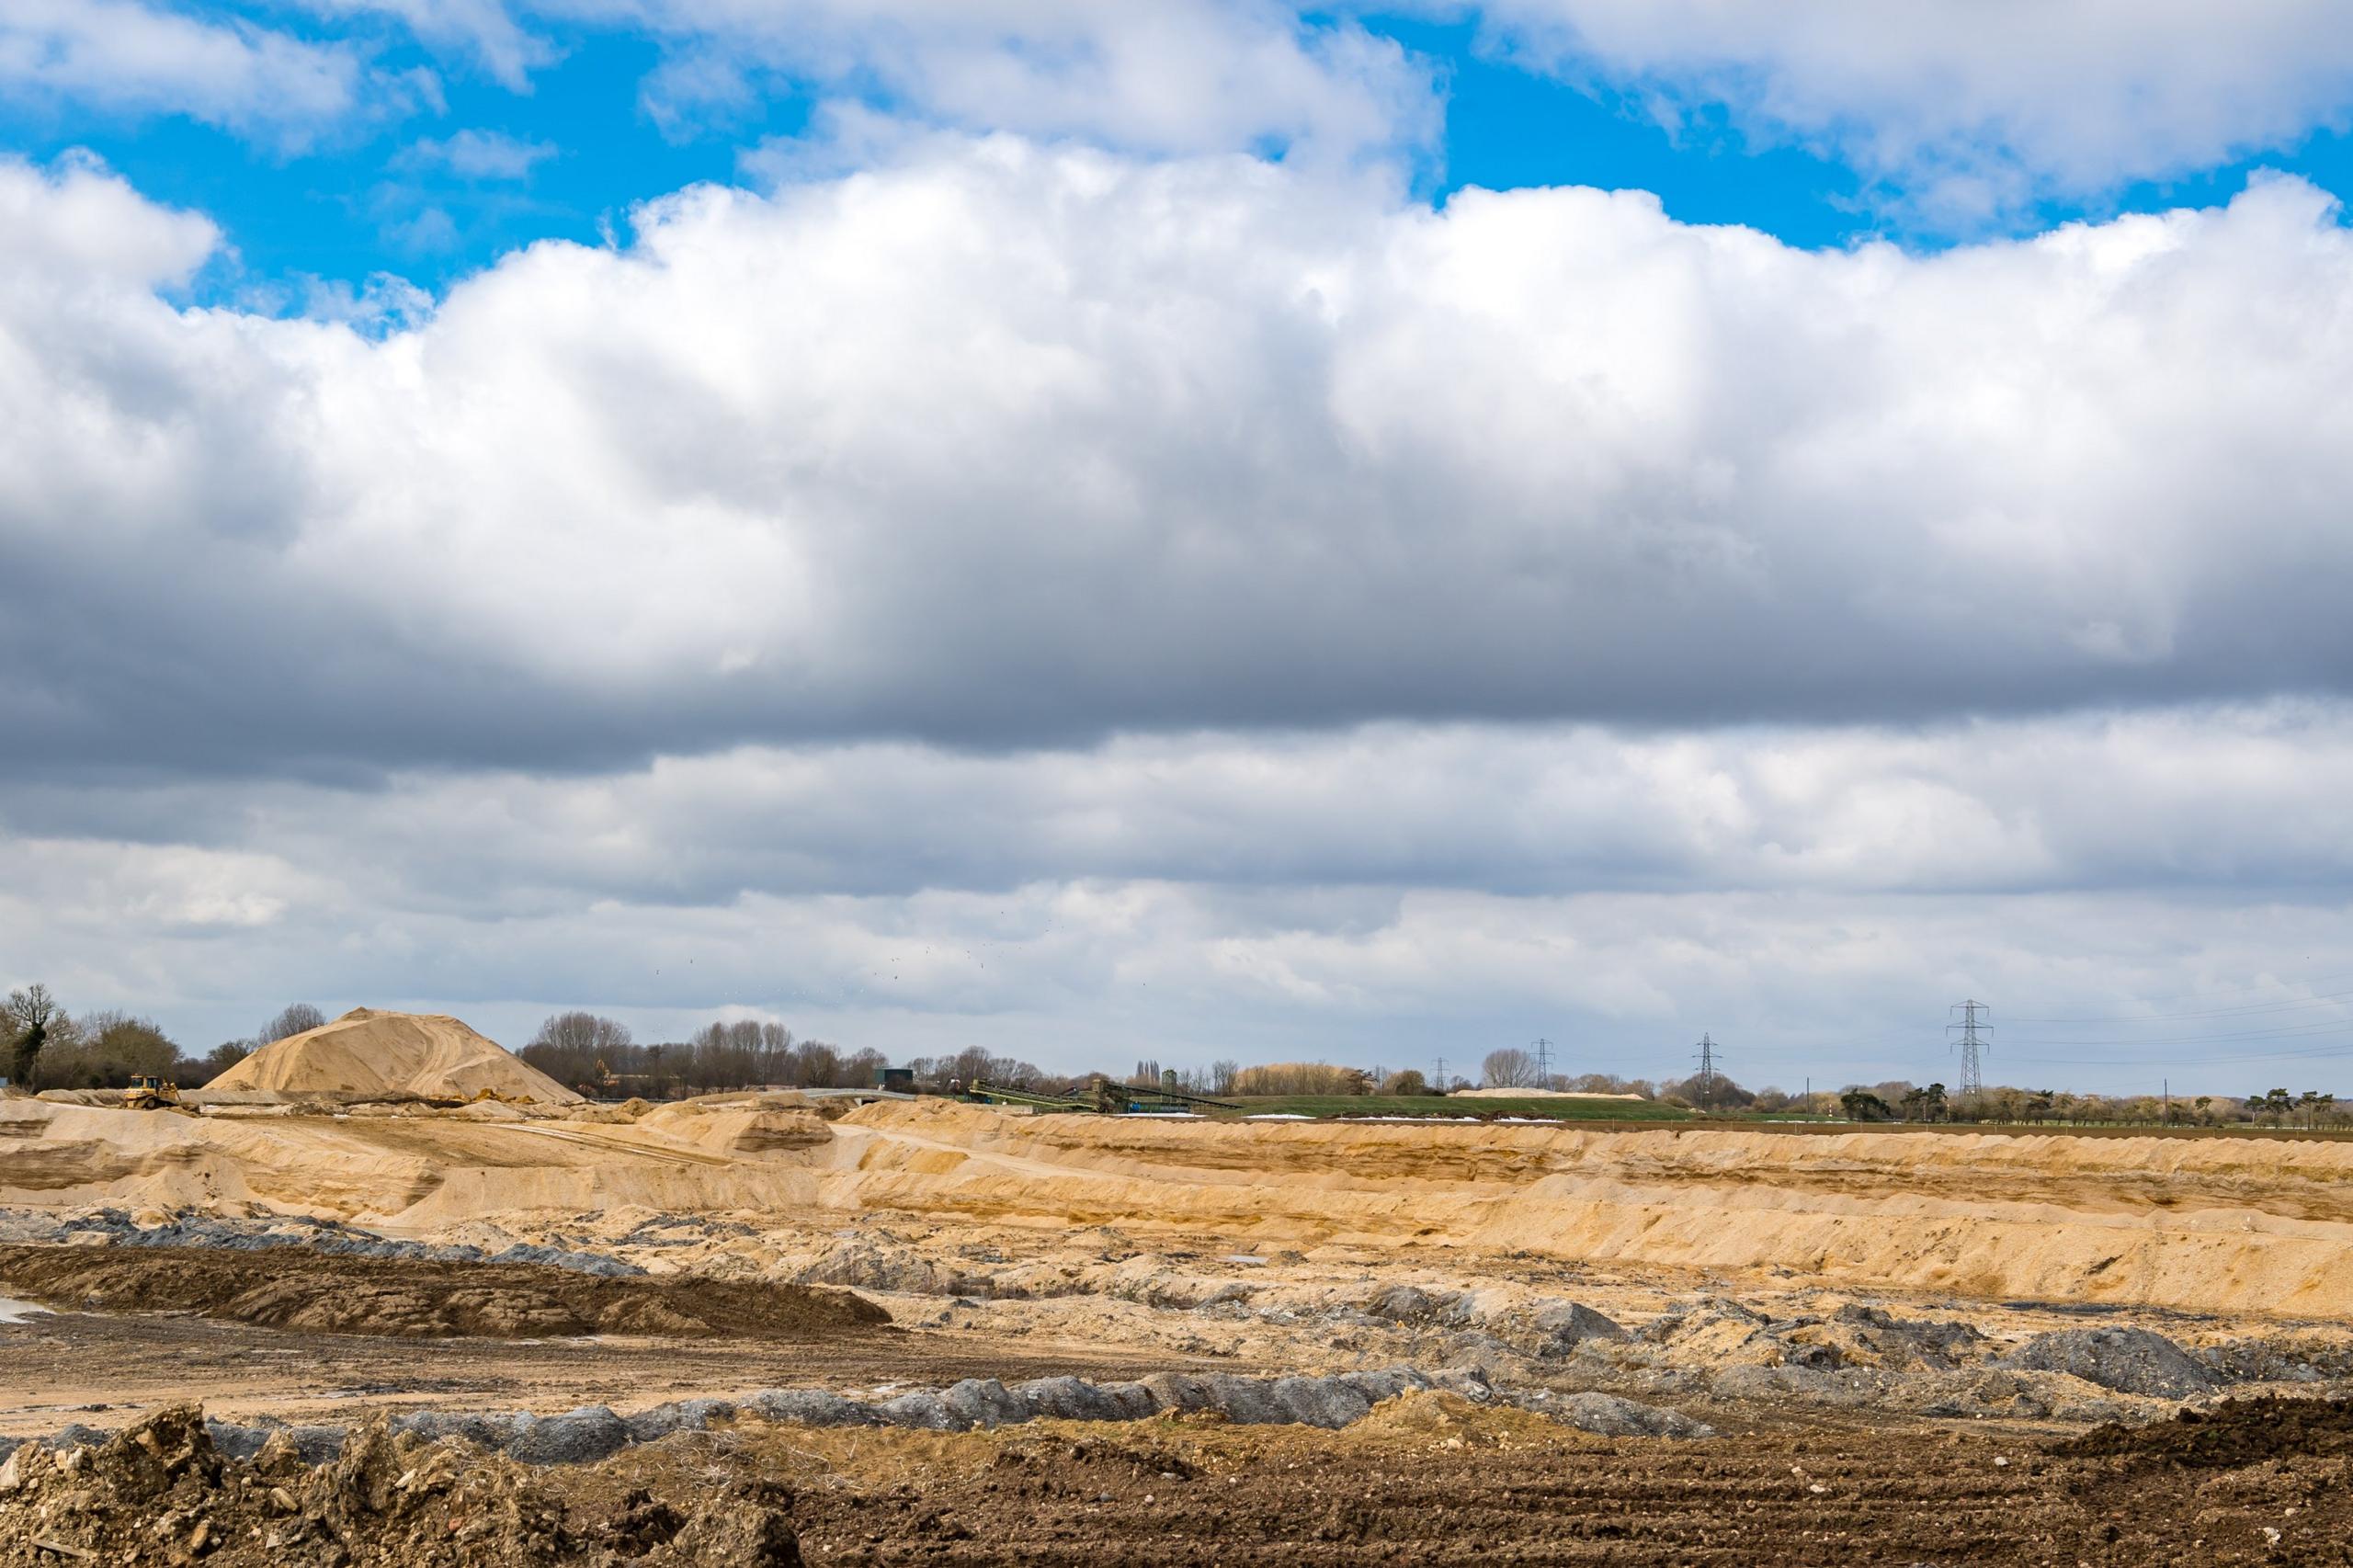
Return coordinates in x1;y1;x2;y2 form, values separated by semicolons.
121;1074;182;1111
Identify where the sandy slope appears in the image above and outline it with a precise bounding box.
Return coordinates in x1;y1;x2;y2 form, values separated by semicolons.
203;1009;581;1105
4;1092;2348;1317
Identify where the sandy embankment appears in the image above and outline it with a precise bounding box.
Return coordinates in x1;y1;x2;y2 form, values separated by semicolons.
5;1093;2349;1318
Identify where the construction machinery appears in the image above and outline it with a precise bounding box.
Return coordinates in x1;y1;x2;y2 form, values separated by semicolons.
968;1073;1238;1116
121;1075;182;1111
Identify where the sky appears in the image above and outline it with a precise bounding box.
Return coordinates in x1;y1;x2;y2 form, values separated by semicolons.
8;2;2353;1095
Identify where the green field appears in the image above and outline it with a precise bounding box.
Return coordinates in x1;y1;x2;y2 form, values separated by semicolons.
1212;1094;1692;1122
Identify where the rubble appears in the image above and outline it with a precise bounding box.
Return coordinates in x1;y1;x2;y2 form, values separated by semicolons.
1998;1326;2224;1399
0;1403;802;1567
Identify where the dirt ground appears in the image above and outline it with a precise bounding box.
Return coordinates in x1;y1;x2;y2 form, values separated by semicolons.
10;1392;2348;1567
738;1394;2353;1566
0;1243;885;1340
11;1088;2353;1562
0;1303;1253;1435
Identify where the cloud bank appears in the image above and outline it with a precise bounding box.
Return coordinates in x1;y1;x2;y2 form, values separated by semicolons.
6;149;2353;781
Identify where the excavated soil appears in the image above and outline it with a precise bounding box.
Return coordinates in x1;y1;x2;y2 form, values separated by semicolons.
0;1244;886;1340
16;1086;2353;1562
17;1392;2349;1567
2057;1393;2353;1469
0;1404;798;1567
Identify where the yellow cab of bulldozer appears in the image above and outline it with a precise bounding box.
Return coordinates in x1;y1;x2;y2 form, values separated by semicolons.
122;1074;182;1109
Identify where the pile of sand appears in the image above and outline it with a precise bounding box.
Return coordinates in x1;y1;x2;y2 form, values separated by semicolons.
203;1009;581;1106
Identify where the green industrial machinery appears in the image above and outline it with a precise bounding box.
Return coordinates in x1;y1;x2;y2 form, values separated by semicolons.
968;1073;1238;1115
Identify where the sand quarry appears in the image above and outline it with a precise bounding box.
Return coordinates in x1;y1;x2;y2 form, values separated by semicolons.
3;1009;2352;1564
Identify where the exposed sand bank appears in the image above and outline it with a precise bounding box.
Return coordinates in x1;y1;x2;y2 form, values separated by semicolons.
4;1093;2347;1318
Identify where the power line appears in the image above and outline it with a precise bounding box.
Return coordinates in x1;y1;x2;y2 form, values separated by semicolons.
2005;964;2353;1020
2007;986;2353;1025
2013;1041;2353;1069
2003;1018;2353;1048
1948;1000;1989;1106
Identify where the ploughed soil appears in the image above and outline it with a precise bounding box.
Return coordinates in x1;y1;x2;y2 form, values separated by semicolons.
721;1393;2353;1566
0;1244;886;1340
17;1393;2348;1566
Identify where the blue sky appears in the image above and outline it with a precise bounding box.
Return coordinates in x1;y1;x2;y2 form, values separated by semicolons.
13;2;2353;1090
9;6;2353;303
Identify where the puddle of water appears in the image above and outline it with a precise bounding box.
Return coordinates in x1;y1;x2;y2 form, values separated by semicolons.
0;1296;51;1325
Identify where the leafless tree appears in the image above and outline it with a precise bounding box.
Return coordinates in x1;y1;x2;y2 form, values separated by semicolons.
1481;1047;1539;1088
257;1004;326;1046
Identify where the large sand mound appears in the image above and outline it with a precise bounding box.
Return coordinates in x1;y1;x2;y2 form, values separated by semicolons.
203;1009;581;1105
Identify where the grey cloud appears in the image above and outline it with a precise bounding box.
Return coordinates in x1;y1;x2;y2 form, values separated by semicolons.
10;705;2353;1092
16;705;2353;911
6;153;2353;783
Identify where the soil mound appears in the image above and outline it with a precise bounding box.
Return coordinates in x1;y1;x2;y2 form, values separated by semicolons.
0;1244;887;1341
0;1403;801;1567
204;1008;582;1105
2055;1394;2353;1469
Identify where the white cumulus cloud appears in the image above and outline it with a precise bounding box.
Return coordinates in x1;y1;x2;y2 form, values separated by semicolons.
1462;0;2353;218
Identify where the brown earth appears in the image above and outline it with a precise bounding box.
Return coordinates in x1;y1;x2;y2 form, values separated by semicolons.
587;1392;2353;1566
0;1244;885;1340
15;1392;2349;1567
0;1404;798;1567
0;1295;1255;1436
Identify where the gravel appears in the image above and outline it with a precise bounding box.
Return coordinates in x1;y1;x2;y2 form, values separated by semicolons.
2000;1327;2224;1399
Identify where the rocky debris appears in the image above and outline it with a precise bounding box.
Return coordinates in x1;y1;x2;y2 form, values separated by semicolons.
614;1214;757;1249
1636;1297;1990;1375
1364;1285;1468;1324
2199;1334;2353;1385
1999;1327;2223;1399
41;1209;641;1277
0;1403;802;1566
1545;1392;1716;1439
793;1234;1012;1299
744;1390;881;1428
507;1406;632;1465
1;1366;1624;1482
624;1398;737;1444
390;1411;535;1449
1528;1301;1628;1354
204;1417;347;1463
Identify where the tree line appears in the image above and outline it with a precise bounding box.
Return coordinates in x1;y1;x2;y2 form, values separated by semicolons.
517;1012;903;1097
0;987;326;1093
7;983;2342;1129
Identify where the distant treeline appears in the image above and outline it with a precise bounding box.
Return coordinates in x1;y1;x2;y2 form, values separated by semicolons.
517;1014;893;1096
5;983;2341;1127
0;988;322;1093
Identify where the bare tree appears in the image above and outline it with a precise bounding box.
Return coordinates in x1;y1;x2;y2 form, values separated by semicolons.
1481;1047;1538;1088
519;1011;637;1090
257;1004;326;1046
6;983;62;1087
